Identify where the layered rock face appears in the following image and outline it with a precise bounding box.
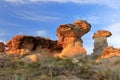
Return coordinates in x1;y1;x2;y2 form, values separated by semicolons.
55;20;91;58
0;42;5;52
92;30;112;57
96;46;120;61
5;35;62;55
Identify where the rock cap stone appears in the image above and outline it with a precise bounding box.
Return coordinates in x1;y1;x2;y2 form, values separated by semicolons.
93;30;112;39
56;20;91;37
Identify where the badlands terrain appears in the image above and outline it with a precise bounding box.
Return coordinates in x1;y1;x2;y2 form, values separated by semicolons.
0;20;120;80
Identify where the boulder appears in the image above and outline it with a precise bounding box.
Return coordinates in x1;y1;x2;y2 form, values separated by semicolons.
92;30;112;57
55;45;86;59
0;42;5;52
55;20;91;58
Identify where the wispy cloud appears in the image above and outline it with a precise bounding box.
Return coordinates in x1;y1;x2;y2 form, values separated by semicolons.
4;0;120;8
0;40;4;42
81;16;100;24
104;23;120;47
0;19;22;27
35;29;57;40
14;10;61;22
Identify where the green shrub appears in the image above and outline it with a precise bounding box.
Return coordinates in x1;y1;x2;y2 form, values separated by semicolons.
0;55;120;80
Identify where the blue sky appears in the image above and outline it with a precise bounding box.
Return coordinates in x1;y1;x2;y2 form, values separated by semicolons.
0;0;120;54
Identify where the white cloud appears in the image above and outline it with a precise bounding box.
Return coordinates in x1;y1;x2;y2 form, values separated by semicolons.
36;29;47;37
0;19;23;27
4;0;120;8
0;40;5;42
104;23;120;48
14;10;61;22
35;29;58;40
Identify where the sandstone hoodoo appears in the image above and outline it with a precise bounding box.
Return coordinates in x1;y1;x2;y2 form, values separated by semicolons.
92;30;112;57
55;20;91;58
0;42;5;52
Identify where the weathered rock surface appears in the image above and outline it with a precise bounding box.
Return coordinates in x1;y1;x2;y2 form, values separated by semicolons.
3;20;91;59
0;42;5;52
93;30;112;39
5;35;62;55
57;20;91;48
55;20;91;58
92;30;112;57
96;46;120;61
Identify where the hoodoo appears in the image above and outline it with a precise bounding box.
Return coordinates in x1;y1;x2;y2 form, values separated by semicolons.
55;20;91;58
92;30;112;57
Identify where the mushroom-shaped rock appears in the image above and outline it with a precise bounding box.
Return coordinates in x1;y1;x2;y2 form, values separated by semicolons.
55;20;91;58
0;42;5;52
56;20;91;48
57;20;91;37
92;30;112;57
96;46;120;62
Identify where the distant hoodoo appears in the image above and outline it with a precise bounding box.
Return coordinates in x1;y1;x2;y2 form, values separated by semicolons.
92;30;112;57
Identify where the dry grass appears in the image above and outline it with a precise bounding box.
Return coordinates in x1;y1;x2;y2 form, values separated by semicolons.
0;54;120;80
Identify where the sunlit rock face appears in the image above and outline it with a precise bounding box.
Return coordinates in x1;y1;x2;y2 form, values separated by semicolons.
0;42;5;52
93;30;112;39
92;30;112;57
4;20;91;60
55;20;91;58
5;35;62;55
56;20;91;48
5;35;38;55
96;46;120;61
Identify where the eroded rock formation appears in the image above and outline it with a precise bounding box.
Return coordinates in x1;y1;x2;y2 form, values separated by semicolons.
6;35;38;55
5;20;91;60
92;30;112;57
0;42;5;52
5;35;62;55
55;20;91;58
96;46;120;61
